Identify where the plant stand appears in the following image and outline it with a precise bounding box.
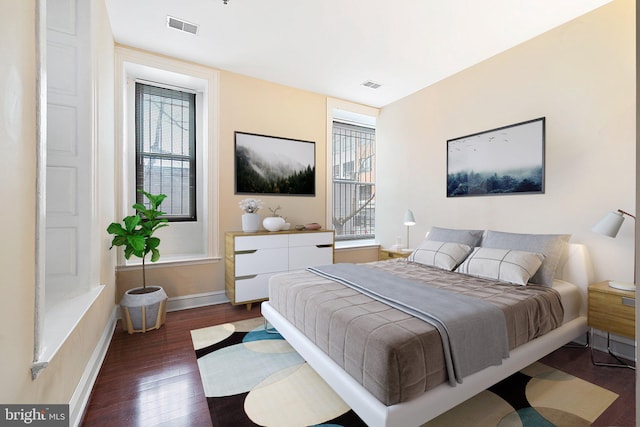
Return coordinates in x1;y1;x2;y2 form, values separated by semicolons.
119;286;168;334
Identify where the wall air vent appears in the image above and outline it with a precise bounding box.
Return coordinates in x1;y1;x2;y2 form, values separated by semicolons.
361;80;382;89
167;16;199;35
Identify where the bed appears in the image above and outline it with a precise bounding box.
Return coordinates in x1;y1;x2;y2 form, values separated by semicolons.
261;229;592;427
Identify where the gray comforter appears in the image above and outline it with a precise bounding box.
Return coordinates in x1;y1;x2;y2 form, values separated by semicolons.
308;263;509;385
268;259;564;405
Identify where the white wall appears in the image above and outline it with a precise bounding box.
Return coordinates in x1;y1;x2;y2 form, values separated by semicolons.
376;0;635;285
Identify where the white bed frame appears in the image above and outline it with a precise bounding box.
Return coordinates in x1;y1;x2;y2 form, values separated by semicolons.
261;244;592;427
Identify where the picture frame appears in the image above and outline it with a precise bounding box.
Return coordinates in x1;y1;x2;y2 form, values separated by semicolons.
447;117;545;197
235;131;316;196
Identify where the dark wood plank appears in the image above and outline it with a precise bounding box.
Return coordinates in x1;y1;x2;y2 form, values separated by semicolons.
82;304;635;426
82;304;258;427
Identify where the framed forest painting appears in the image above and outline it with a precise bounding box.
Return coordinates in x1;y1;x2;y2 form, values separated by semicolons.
235;132;316;196
447;117;545;197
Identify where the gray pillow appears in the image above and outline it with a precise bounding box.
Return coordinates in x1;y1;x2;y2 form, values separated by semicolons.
480;230;570;287
427;226;484;247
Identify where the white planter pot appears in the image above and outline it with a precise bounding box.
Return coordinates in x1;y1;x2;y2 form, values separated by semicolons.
263;216;285;231
241;212;260;232
119;286;168;334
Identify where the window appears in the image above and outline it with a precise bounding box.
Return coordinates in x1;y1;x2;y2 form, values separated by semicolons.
332;121;376;241
118;46;219;262
135;82;196;221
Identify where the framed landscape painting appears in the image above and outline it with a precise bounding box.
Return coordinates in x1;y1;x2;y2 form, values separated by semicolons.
235;131;316;196
447;117;545;197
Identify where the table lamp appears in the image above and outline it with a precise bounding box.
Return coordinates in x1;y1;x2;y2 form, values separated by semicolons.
592;209;636;291
403;209;416;251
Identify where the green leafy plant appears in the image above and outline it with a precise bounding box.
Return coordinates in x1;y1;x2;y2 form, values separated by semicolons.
107;190;169;289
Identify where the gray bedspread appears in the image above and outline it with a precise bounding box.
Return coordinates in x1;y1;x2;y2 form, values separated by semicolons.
308;263;509;385
268;259;564;405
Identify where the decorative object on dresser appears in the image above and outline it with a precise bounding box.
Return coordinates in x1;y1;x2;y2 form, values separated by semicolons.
587;281;636;369
106;190;169;334
403;209;416;251
225;229;334;310
238;198;263;232
263;205;286;231
592;208;636;291
234;131;316;196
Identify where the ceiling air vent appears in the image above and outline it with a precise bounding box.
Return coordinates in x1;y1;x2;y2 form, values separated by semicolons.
167;16;199;35
361;80;382;89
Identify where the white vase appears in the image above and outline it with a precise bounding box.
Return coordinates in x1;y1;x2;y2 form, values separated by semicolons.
242;213;260;232
263;216;285;232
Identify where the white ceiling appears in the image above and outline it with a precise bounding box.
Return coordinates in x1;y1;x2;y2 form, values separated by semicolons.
104;0;612;108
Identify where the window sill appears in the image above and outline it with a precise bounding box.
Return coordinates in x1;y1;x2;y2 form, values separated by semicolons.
117;255;221;271
32;285;105;379
334;239;379;250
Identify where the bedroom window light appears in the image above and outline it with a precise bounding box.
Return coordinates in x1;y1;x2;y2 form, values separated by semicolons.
332;120;376;241
135;82;196;221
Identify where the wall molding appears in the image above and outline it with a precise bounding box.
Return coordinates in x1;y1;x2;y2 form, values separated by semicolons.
69;305;118;427
166;290;229;312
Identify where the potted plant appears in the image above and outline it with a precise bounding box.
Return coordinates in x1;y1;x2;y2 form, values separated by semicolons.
107;190;169;334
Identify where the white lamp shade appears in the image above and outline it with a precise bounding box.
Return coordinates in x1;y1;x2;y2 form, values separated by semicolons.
403;209;416;226
592;211;625;238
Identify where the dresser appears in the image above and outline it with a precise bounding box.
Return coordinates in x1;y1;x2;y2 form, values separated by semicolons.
225;230;334;309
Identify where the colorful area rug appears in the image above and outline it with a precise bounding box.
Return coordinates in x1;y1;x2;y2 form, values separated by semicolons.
191;318;618;427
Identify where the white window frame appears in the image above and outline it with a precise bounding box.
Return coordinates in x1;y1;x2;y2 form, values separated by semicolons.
134;81;197;221
115;47;219;264
326;98;379;249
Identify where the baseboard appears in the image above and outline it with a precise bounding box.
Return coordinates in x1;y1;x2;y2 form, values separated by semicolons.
166;290;229;312
69;305;118;427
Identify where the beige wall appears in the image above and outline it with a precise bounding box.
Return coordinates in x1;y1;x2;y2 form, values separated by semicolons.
117;70;329;299
0;0;37;402
377;0;635;284
0;0;117;411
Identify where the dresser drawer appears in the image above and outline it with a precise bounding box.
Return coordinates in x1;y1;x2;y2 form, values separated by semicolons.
588;289;635;339
289;232;334;247
235;234;288;251
235;247;288;276
235;273;274;303
290;245;333;270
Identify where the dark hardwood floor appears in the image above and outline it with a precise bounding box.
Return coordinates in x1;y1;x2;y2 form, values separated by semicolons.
82;304;635;426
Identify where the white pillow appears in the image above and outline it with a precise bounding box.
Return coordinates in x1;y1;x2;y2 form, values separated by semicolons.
409;240;473;271
455;247;544;285
481;230;570;287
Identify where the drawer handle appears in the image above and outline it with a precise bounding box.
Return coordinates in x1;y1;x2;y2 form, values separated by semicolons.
622;297;635;307
236;250;257;255
316;244;333;248
236;274;258;280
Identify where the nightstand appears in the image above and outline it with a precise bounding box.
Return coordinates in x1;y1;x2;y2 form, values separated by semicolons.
587;281;635;369
379;248;412;261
